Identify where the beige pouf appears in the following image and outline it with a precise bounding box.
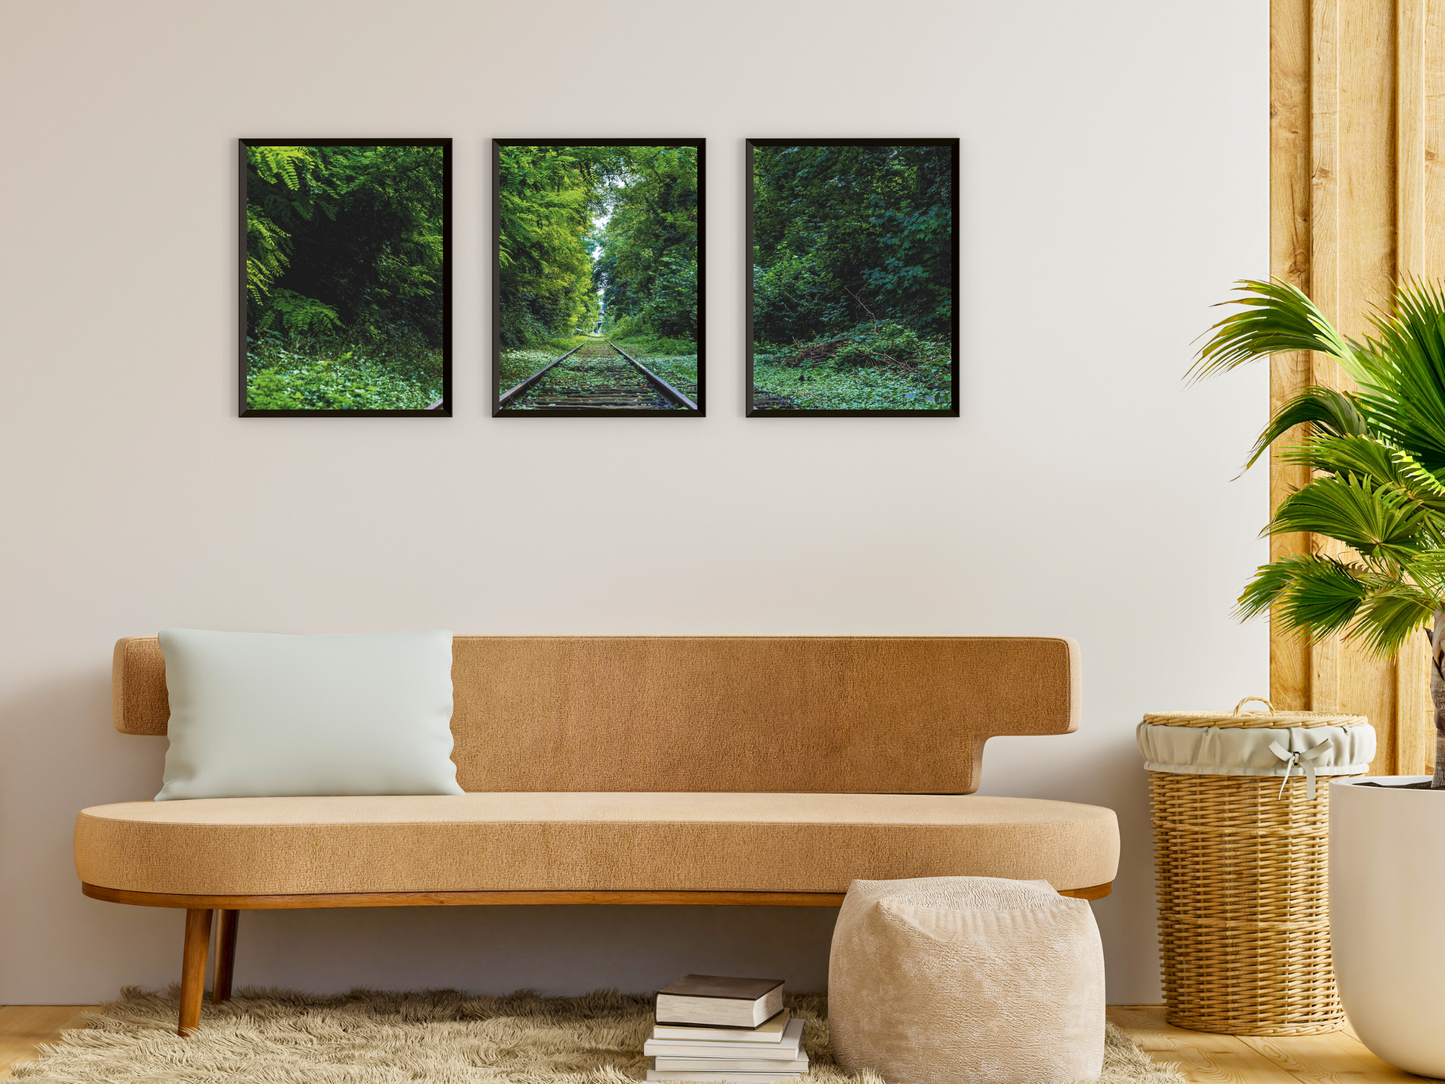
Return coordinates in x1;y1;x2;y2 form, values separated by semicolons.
828;876;1105;1084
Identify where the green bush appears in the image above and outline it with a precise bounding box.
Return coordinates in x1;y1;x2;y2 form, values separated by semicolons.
245;341;442;410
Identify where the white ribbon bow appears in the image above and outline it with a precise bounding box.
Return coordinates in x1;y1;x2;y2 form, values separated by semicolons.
1269;740;1330;799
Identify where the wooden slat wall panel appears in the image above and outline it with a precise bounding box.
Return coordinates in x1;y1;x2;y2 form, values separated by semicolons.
1271;0;1315;713
1429;0;1445;278
1396;0;1442;775
1270;0;1442;774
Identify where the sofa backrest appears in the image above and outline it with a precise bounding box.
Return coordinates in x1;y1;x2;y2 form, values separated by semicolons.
111;635;1079;794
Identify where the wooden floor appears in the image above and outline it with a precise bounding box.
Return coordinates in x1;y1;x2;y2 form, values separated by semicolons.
0;1006;93;1078
0;1004;1431;1080
1108;1006;1435;1083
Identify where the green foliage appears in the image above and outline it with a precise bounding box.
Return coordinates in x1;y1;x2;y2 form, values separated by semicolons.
753;357;949;411
245;339;441;410
605;317;694;358
1196;278;1445;656
595;147;699;341
639;251;697;339
256;288;341;336
612;344;698;399
245;143;445;348
497;144;698;351
497;146;608;348
751;144;953;344
751;320;951;411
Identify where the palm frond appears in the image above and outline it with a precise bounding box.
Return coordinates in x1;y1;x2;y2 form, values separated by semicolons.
1275;433;1403;485
1242;386;1370;470
1405;549;1445;602
1237;554;1368;635
1189;279;1365;384
1349;279;1445;474
1266;475;1432;569
1353;588;1437;657
1237;555;1436;657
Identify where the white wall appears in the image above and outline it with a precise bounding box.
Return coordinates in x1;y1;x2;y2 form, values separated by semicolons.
0;0;1267;1004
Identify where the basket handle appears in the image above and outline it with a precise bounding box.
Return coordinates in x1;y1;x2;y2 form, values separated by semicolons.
1233;696;1275;714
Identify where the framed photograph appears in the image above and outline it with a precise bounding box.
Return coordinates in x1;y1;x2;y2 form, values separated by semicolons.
493;140;704;416
746;139;959;416
239;138;451;416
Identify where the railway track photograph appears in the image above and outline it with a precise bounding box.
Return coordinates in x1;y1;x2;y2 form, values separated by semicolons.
493;141;703;416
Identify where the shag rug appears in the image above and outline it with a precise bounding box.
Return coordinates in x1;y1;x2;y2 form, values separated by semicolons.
12;988;1186;1084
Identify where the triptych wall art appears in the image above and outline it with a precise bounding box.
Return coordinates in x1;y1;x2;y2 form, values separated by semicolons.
239;137;958;419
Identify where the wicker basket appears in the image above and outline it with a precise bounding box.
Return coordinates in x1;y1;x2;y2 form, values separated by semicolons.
1143;698;1370;1035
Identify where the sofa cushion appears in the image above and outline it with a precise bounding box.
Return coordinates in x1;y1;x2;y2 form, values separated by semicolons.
155;629;463;800
74;793;1119;897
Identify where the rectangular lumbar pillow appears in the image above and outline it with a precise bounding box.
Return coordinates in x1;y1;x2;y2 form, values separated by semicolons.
155;629;463;800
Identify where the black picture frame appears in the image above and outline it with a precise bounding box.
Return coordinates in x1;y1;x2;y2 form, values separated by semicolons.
493;139;706;417
745;138;960;417
238;138;452;417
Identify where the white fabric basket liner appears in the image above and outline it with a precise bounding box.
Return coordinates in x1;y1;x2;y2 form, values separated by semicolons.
1137;721;1375;777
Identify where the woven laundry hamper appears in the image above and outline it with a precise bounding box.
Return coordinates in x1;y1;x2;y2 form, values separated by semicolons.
1138;698;1374;1035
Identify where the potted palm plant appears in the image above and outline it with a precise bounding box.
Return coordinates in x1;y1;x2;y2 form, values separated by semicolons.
1194;278;1445;1074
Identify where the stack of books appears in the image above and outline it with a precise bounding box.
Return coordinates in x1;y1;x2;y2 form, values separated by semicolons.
644;974;807;1082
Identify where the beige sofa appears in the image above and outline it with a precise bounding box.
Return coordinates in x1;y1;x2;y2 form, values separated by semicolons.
75;636;1120;1034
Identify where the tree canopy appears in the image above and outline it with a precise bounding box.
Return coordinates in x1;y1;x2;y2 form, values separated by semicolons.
496;144;699;348
245;143;446;347
750;143;954;344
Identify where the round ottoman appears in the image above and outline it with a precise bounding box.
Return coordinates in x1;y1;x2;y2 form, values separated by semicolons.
828;876;1105;1084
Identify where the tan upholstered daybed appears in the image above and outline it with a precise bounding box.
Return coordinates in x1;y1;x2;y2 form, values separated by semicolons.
76;636;1120;1034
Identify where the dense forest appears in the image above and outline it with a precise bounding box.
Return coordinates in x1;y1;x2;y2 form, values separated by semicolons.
750;143;955;411
496;144;699;409
244;143;447;411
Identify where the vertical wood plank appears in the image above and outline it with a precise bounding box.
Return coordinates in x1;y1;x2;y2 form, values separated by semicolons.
1400;0;1428;277
1397;633;1433;773
1396;0;1437;776
1309;0;1344;716
1273;0;1436;771
1427;0;1445;279
1339;0;1401;771
1271;0;1315;712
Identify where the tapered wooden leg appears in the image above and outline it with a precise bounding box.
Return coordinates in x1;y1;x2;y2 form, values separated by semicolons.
178;908;212;1036
213;909;238;1004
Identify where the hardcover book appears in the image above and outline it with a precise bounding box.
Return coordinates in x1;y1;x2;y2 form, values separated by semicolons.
655;974;785;1028
651;1009;791;1042
646;1073;801;1083
643;1017;804;1059
653;1053;810;1072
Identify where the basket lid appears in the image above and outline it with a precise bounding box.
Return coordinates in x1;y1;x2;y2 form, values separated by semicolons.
1142;696;1368;730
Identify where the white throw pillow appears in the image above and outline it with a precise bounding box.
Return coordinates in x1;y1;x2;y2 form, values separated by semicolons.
155;629;463;800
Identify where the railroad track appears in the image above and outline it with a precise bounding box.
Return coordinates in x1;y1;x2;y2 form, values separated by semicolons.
498;337;697;412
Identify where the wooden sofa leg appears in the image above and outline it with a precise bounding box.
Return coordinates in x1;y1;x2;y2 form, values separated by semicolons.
213;910;238;1004
178;908;212;1036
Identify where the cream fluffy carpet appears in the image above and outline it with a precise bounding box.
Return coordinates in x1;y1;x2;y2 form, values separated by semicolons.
12;989;1186;1084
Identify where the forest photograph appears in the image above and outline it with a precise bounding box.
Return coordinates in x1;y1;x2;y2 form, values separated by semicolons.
240;139;450;416
747;139;958;415
494;140;703;415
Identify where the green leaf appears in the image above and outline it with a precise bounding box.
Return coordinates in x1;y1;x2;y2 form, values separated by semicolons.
1237;554;1367;636
1189;279;1367;384
1242;387;1369;470
1267;475;1430;568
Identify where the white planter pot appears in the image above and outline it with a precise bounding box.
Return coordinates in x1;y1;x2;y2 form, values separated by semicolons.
1331;776;1445;1076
